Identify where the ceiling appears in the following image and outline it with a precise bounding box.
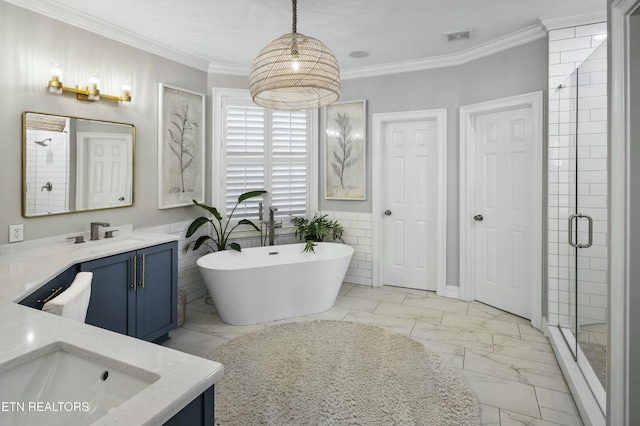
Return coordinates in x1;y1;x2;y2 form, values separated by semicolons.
10;0;605;77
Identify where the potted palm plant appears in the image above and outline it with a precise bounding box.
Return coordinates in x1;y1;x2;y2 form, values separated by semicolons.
184;190;266;252
290;213;344;253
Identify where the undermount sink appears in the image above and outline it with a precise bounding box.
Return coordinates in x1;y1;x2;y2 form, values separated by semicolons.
0;341;159;425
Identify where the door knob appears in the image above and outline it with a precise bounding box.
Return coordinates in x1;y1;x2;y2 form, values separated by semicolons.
384;210;392;216
473;214;483;221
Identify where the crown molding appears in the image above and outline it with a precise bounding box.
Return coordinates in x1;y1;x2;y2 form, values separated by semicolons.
539;9;607;31
340;23;547;80
5;0;210;71
208;62;249;76
9;0;603;80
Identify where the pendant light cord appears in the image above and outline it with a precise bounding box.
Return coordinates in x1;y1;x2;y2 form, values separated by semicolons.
292;0;297;33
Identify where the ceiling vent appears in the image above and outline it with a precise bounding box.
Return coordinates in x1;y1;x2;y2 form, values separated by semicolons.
446;29;472;42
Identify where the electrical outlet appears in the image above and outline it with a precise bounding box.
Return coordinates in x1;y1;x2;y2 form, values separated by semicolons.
9;224;24;243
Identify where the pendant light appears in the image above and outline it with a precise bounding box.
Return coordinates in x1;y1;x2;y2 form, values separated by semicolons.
249;0;340;110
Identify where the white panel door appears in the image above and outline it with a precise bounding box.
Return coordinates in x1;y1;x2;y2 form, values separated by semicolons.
382;120;439;290
86;137;130;208
474;107;533;318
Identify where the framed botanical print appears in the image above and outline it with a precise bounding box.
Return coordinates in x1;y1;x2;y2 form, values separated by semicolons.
324;100;366;200
158;83;205;209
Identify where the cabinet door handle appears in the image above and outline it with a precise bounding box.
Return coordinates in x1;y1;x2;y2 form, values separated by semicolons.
38;286;64;304
132;256;137;292
140;254;145;289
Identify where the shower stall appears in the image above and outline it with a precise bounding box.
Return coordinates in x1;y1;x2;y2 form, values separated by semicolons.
547;40;607;416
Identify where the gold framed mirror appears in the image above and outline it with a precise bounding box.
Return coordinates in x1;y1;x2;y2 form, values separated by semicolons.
22;112;135;217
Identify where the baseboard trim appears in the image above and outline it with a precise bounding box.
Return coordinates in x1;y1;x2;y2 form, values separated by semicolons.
443;285;460;299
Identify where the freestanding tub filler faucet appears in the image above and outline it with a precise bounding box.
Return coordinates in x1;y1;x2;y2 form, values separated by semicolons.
268;207;282;246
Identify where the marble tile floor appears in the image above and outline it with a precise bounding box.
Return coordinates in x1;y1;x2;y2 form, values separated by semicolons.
163;283;583;426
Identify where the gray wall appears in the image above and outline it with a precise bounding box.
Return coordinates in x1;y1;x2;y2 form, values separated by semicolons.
2;1;548;290
321;38;548;286
0;2;207;244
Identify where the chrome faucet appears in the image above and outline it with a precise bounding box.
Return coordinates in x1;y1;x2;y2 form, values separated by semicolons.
268;207;282;246
90;222;110;241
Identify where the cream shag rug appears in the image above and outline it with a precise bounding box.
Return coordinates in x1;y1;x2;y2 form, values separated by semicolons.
207;321;480;425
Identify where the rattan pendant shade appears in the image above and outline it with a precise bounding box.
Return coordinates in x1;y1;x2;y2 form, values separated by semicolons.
249;1;340;110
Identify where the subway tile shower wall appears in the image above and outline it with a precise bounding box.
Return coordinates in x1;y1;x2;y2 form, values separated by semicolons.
24;131;70;216
547;22;608;328
142;211;374;303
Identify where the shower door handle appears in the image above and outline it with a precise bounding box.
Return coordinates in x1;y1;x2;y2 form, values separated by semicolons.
568;213;593;249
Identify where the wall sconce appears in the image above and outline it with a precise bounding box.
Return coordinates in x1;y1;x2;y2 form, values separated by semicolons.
47;64;132;105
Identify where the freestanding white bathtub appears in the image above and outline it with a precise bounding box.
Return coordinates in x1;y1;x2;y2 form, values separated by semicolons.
197;242;354;325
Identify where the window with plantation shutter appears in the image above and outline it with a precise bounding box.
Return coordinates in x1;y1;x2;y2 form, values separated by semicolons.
217;90;316;221
271;110;309;215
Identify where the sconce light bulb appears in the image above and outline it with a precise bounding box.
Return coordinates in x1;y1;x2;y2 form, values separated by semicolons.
119;92;131;106
49;62;63;80
87;71;100;101
119;79;132;105
88;73;100;86
87;84;100;101
87;72;100;101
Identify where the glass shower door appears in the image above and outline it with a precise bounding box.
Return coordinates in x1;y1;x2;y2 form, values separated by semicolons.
552;69;579;357
548;40;608;414
574;42;608;410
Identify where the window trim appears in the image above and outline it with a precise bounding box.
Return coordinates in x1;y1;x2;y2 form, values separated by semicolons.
212;87;318;221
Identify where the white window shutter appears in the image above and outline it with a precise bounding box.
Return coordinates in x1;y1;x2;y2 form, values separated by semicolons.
221;95;310;219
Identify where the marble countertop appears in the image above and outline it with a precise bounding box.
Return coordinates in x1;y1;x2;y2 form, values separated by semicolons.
0;230;183;303
0;231;224;425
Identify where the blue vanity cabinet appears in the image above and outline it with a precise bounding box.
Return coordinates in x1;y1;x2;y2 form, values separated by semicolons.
82;251;134;336
135;242;178;342
19;266;80;309
81;241;178;342
164;385;214;425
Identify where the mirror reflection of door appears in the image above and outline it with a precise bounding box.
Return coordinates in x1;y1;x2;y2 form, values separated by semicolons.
22;112;135;217
76;133;132;209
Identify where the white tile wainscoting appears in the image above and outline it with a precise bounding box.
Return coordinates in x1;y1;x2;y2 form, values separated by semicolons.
324;211;374;286
141;211;374;303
